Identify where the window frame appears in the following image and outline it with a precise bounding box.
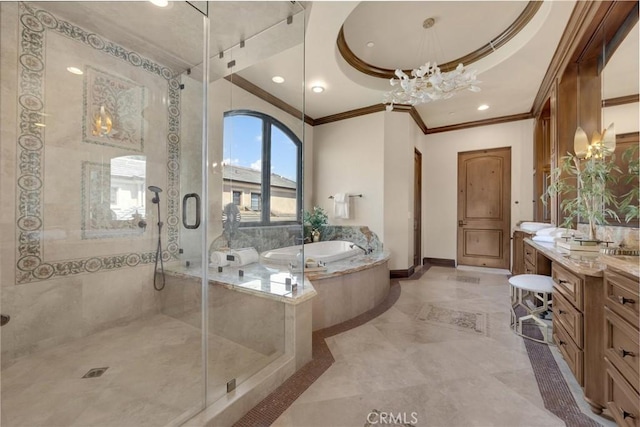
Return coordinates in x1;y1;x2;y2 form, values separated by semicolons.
223;110;302;226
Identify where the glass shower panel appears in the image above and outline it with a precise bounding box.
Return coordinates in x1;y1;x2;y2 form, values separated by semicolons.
206;1;306;405
0;2;207;426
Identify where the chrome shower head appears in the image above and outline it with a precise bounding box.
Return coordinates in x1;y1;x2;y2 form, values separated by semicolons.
148;186;162;204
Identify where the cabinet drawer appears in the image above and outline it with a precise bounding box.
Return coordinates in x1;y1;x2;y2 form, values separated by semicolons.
524;244;536;267
524;259;536;275
552;263;584;311
553;290;583;348
605;270;640;327
606;359;640;427
553;318;584;385
605;307;639;393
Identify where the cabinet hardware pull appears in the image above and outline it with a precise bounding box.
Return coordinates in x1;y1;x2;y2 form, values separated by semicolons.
558;340;566;346
617;295;636;305
558;279;569;284
622;409;635;420
558;309;566;315
619;348;635;358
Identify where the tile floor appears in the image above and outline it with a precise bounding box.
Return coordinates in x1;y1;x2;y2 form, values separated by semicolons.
272;266;614;427
1;313;280;427
1;266;617;427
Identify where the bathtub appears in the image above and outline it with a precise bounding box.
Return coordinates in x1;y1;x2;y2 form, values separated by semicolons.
260;240;363;265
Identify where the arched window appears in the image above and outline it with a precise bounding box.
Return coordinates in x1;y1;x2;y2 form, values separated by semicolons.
222;110;302;226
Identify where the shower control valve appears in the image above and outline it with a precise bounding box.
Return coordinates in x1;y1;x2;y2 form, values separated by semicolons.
138;219;147;230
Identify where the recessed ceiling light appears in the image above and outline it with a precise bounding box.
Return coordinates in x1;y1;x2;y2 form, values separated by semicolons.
477;104;489;111
272;76;285;84
149;0;168;7
66;66;83;75
366;41;375;48
311;86;325;93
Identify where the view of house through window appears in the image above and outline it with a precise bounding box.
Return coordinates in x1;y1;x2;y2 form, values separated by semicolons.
223;111;301;225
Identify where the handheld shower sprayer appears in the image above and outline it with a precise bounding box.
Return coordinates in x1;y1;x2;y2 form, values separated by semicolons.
148;185;165;291
148;185;162;204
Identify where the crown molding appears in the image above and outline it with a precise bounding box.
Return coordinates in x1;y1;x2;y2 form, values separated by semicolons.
425;112;533;134
337;1;541;78
532;1;637;117
223;74;315;126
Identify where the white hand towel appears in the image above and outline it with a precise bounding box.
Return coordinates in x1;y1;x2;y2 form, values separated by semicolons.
519;222;552;232
535;227;558;236
333;193;349;219
532;235;555;243
209;251;230;267
228;248;259;267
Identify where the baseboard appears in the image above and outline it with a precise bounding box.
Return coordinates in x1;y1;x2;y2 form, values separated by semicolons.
389;265;415;278
423;257;456;267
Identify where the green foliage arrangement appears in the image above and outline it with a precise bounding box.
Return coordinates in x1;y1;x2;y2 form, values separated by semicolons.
545;152;620;239
619;144;639;223
303;206;328;231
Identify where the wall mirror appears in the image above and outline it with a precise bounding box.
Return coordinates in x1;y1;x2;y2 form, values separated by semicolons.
600;16;639;227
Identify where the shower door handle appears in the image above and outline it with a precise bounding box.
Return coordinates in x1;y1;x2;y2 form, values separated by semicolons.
182;193;201;229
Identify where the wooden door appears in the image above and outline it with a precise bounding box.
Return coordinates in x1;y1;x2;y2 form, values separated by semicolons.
457;147;511;269
414;149;422;267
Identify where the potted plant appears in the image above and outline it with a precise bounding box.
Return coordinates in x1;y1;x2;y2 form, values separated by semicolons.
544;125;620;241
303;206;328;242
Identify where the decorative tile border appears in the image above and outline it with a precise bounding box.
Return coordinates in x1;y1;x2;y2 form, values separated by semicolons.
15;3;181;283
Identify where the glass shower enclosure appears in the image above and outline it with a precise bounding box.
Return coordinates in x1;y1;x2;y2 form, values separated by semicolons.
0;1;306;426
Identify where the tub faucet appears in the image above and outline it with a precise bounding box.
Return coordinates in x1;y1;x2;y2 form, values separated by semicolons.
350;243;373;255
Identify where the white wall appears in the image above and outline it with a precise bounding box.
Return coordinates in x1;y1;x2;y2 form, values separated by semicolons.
383;112;414;270
419;119;535;262
313;111;421;271
313;113;385;238
603;103;640;133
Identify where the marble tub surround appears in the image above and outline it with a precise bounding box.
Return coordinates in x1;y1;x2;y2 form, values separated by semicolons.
319;225;383;253
163;262;317;305
209;225;303;258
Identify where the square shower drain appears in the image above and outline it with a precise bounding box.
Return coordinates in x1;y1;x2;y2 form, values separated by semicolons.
82;367;109;379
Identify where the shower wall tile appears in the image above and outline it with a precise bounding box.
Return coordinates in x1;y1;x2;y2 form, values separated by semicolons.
81;267;156;336
1;277;83;365
0;2;19;290
0;2;197;362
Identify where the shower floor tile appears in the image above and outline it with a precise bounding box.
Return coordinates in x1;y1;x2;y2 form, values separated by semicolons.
1;313;275;427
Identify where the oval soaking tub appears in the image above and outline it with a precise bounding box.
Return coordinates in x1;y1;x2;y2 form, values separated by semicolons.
260;240;364;265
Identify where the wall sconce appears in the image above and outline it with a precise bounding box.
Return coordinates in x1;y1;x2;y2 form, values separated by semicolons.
92;105;113;137
573;122;615;159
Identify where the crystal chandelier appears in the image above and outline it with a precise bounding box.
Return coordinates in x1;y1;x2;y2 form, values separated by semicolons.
383;18;481;111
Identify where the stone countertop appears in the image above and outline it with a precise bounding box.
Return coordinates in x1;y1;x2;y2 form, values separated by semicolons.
599;254;640;278
163;262;317;306
303;251;391;281
525;238;639;278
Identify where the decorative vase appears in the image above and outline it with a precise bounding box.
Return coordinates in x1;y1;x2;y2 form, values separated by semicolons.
312;229;320;242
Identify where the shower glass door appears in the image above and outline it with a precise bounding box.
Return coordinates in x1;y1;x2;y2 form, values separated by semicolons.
0;2;208;426
204;1;306;405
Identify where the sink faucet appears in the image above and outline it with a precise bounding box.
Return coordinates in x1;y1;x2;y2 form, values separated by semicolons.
350;243;373;255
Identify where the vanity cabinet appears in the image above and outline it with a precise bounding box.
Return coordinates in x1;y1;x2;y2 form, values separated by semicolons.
551;262;605;414
512;230;533;275
523;241;551;276
603;268;640;426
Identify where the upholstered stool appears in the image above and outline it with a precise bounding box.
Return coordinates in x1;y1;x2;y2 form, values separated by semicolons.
509;274;554;344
